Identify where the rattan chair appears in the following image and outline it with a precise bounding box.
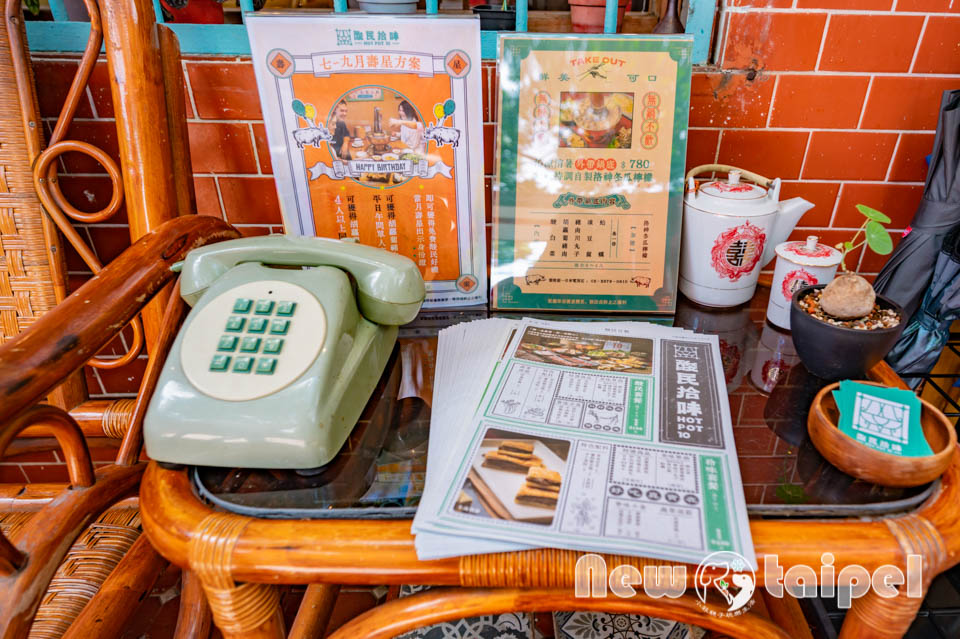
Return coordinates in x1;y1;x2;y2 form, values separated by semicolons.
0;215;240;639
0;0;204;636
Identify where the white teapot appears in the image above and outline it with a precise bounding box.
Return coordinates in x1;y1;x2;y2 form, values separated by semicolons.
679;164;814;307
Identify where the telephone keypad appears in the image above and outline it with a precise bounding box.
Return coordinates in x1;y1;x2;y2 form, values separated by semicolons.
184;282;324;400
212;298;300;375
233;298;253;314
255;358;277;375
247;318;268;333
233;356;254;373
210;355;231;371
263;338;284;354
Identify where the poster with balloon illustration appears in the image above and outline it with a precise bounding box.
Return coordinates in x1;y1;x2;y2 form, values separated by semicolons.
248;14;486;307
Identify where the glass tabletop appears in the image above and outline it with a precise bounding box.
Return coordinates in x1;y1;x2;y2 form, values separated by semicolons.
192;288;935;520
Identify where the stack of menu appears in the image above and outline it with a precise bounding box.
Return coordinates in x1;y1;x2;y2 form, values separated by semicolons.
412;318;756;568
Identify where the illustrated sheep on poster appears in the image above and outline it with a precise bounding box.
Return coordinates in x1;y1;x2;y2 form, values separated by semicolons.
426;99;461;148
290;99;333;149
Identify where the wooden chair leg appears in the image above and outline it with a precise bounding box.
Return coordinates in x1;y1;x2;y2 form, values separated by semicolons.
200;580;285;639
174;570;214;639
325;587;791;639
187;513;286;638
838;586;927;639
289;584;341;639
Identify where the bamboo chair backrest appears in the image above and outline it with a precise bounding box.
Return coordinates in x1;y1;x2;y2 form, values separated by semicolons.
2;0;197;435
0;8;64;343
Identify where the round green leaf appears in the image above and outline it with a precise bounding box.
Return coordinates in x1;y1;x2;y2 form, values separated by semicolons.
865;220;893;255
856;204;891;224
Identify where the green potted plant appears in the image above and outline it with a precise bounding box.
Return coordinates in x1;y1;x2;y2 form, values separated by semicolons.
473;0;517;31
790;205;904;379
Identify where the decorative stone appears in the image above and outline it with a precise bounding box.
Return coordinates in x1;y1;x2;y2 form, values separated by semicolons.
820;273;876;319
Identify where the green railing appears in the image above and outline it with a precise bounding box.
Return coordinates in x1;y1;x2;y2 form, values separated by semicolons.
26;0;715;61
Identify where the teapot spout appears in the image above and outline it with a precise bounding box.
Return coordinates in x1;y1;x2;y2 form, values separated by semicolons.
762;196;815;266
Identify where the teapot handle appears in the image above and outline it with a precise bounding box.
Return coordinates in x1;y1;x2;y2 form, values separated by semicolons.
685;164;772;188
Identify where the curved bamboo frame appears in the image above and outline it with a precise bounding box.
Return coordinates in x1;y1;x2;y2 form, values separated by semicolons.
327;588;791;639
0;216;238;425
0;215;239;639
5;0;194;424
7;0;144;372
139;358;960;639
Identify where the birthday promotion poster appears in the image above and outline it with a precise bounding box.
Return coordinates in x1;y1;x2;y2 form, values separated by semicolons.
248;14;486;307
491;35;692;313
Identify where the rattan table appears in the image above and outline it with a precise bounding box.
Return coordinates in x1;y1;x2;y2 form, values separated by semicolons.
139;291;960;639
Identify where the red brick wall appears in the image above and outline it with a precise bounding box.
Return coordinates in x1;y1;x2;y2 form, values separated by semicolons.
4;2;957;480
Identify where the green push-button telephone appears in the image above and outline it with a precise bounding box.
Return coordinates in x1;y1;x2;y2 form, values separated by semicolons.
143;235;425;469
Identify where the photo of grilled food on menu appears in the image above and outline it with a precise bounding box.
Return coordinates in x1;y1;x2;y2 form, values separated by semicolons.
454;429;570;525
513;326;654;375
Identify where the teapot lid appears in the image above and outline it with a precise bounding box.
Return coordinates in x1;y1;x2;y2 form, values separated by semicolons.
775;235;842;267
699;170;766;201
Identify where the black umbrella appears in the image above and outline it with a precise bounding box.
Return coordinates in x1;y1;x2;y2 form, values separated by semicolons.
875;89;960;323
886;224;960;386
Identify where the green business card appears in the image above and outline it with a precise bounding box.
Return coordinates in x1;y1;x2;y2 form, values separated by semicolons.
833;381;932;458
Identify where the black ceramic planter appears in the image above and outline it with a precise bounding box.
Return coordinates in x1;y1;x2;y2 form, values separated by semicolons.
472;5;516;30
790;284;905;380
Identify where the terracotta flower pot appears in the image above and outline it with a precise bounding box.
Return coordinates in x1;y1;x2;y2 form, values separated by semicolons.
569;0;629;33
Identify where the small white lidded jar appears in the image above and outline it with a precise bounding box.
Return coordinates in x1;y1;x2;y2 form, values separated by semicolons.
766;236;841;330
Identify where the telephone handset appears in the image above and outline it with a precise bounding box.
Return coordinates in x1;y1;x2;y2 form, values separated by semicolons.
144;235;425;469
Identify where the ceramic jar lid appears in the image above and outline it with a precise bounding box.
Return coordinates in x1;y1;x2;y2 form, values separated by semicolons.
698;170;767;201
775;235;842;267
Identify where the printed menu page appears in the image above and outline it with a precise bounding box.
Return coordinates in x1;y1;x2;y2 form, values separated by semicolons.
248;14;487;307
491;35;692;313
414;319;754;568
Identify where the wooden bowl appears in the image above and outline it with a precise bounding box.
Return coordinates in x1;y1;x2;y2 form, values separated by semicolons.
807;382;956;487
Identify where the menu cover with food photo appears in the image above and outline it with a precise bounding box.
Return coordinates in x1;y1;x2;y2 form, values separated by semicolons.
491;34;692;313
248;13;487;307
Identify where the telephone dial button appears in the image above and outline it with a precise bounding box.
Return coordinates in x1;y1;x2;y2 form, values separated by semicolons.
247;317;268;333
225;317;245;332
269;319;290;335
217;335;239;352
240;337;261;353
233;356;254;373
263;338;284;354
210;355;231;371
276;301;296;316
255;358;277;375
254;300;275;315
233;298;253;314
